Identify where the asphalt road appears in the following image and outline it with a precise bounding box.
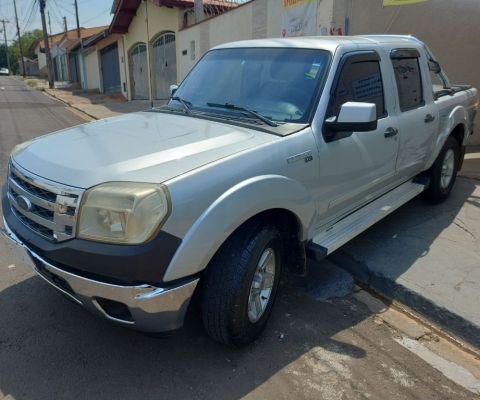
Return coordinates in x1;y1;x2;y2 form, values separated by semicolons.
0;77;476;400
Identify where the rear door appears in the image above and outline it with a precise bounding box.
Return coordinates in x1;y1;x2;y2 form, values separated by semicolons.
388;47;439;177
316;49;400;225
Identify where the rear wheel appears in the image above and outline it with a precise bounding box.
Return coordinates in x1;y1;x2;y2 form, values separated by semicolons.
425;136;460;201
202;220;283;346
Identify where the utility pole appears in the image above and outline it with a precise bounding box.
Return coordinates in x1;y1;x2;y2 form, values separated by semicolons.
47;11;53;48
13;0;26;77
39;0;54;88
74;0;85;89
63;16;67;33
0;20;11;75
74;0;81;39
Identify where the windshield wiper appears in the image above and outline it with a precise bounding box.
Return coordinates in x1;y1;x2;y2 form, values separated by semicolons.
171;96;193;115
206;102;278;127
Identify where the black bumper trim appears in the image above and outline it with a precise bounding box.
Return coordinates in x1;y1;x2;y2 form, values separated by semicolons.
2;184;182;284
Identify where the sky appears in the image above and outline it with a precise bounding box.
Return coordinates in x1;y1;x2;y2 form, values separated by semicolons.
0;0;114;44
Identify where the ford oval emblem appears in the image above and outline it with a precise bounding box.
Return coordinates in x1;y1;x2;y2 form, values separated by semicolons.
16;195;32;212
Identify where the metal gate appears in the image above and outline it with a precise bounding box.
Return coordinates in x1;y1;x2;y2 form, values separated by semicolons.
69;52;79;83
130;43;149;100
100;43;121;94
152;33;177;99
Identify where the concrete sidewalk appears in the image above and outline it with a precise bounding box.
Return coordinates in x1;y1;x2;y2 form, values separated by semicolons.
330;166;480;349
45;87;167;120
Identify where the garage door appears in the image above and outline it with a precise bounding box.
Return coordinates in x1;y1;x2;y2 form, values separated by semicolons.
152;33;177;100
100;43;121;94
130;43;149;100
69;52;79;83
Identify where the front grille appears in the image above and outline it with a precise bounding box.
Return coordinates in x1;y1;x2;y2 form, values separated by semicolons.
7;161;84;242
11;208;55;239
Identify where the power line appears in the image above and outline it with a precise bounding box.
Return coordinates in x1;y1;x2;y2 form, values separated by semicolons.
54;1;75;16
21;0;38;33
80;5;110;25
49;0;63;27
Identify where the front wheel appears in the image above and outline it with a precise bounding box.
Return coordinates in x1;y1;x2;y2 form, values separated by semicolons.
202;220;283;347
425;136;460;201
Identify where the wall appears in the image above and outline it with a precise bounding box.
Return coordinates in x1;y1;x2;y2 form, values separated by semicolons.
178;0;284;81
35;46;47;76
84;47;101;90
123;2;182;100
343;0;480;145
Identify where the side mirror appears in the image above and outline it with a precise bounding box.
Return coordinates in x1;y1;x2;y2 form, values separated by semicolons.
428;61;441;74
170;84;178;97
325;102;378;134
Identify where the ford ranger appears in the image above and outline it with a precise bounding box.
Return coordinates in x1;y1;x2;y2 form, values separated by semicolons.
1;35;478;346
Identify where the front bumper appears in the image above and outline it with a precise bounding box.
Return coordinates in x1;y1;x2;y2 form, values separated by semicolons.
1;217;198;333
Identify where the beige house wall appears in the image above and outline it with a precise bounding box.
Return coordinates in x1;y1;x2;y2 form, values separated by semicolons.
123;3;182;100
343;0;480;145
84;47;101;91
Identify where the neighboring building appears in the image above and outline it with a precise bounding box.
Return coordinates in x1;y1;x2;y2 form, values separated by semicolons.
108;0;235;100
29;26;108;82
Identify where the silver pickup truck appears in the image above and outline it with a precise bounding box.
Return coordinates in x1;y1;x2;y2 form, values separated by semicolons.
1;35;478;346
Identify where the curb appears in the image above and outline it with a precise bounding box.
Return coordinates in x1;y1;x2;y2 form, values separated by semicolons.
44;90;99;121
328;250;480;350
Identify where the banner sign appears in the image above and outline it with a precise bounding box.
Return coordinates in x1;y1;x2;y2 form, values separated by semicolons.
383;0;429;6
282;0;318;37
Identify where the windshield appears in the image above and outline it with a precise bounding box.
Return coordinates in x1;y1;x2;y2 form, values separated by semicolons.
169;47;331;125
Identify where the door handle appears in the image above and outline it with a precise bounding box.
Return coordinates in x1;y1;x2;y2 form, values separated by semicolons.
425;114;435;123
384;127;398;139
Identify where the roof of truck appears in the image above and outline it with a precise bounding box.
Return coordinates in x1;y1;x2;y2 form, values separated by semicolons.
212;35;423;52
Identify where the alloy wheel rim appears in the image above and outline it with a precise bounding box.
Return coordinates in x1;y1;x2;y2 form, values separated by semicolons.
248;248;276;323
440;149;455;189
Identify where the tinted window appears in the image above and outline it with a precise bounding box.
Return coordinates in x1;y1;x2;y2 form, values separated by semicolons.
392;58;424;112
171;48;330;124
332;60;385;118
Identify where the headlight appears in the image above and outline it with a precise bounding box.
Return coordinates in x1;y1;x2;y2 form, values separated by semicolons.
78;182;170;244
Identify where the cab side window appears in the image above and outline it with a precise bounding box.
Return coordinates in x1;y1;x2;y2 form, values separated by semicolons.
332;57;386;119
391;49;424;112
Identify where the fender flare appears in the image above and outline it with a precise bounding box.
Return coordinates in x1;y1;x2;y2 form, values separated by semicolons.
426;106;468;169
163;175;316;282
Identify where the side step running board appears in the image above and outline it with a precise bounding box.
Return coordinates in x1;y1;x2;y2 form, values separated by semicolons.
307;179;428;261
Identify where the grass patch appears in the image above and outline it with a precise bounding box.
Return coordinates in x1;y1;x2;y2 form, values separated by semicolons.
26;80;38;87
36;87;45;91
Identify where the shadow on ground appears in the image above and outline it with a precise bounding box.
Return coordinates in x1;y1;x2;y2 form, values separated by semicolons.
329;177;480;348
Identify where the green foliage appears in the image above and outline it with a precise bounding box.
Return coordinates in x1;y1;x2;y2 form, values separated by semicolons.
0;43;8;70
26;79;38;87
8;29;43;75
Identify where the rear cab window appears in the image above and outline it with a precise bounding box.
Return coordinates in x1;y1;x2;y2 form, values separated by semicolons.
390;49;425;112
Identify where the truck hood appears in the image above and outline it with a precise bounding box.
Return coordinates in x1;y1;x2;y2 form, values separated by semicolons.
12;112;276;189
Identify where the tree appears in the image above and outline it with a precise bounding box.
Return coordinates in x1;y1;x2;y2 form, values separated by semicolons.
8;29;43;74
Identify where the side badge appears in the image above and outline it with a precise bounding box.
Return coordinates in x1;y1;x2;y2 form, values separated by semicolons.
287;151;313;164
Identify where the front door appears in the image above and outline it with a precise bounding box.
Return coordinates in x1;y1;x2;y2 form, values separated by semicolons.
153;33;177;99
130;43;149;100
316;50;400;226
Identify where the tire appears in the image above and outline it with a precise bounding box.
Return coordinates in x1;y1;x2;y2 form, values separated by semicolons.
202;220;283;347
425;136;460;202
